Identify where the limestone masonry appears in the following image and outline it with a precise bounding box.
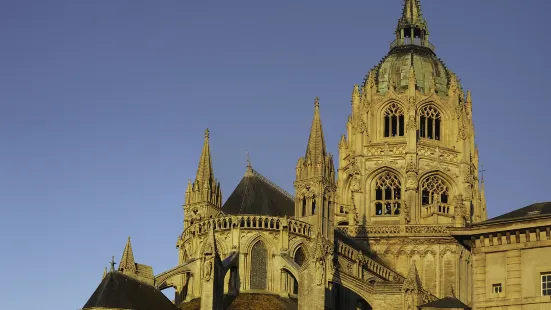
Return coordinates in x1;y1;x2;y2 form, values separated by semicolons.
82;1;551;309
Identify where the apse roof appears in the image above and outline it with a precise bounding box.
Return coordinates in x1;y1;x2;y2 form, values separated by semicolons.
418;296;470;309
221;166;294;217
82;271;177;310
480;201;551;224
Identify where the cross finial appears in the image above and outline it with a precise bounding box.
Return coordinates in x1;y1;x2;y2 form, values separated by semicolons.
246;150;252;168
109;256;116;272
479;164;487;181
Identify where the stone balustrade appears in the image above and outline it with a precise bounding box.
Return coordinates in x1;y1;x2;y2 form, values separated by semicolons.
180;215;313;241
422;203;454;218
336;224;451;237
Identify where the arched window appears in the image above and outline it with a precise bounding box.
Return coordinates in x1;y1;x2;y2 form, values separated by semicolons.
383;103;404;137
373;172;402;216
419;105;441;140
294;246;307;267
301;197;306;217
250;241;268;290
421;175;449;206
312;196;316;215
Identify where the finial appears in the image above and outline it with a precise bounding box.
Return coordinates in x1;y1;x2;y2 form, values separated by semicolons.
246;150;252;168
109;256;116;272
467;90;472;104
204;128;210;139
314;97;320;108
103;266;107;279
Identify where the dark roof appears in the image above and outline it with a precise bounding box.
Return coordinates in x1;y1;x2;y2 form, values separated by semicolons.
482;202;551;224
83;271;177;310
419;297;470;309
179;294;298;310
222;168;295;216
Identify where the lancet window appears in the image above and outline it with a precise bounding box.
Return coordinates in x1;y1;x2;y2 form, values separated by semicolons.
419;105;441;140
373;172;402;216
383;103;405;137
250;241;268;290
294;246;306;267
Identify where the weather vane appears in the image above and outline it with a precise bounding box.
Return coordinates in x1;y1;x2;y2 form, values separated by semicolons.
246;150;252;168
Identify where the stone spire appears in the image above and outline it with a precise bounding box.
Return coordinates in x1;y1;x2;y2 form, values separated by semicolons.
183;129;222;228
195;128;214;187
305;97;327;165
401;0;424;25
119;236;137;274
295;97;336;240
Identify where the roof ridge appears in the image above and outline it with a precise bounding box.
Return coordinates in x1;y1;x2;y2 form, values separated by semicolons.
251;168;294;200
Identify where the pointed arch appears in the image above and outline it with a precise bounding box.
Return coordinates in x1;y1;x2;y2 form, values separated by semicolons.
418;104;442;141
370;170;403;216
380;102;405;138
419;173;455;218
250;240;268;290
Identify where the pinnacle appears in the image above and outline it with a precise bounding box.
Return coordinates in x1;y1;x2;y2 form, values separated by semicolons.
403;262;422;291
119;237;136;273
195;128;215;186
305;97;327;163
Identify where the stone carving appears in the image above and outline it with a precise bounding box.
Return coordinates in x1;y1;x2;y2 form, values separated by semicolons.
406;114;417;132
405;225;450;234
316;259;325;286
204;259;212;281
406;159;418;174
350;175;361;192
403;201;411;223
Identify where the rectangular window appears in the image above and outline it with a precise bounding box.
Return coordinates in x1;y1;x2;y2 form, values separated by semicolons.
542;272;551;296
492;283;502;294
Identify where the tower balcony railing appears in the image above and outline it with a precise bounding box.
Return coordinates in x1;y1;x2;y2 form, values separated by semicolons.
390;37;435;52
421;203;454;218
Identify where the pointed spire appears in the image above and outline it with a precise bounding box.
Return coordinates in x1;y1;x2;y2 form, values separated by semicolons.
196;128;214;187
119;236;137;274
401;0;423;24
305;97;327;164
403;262;423;292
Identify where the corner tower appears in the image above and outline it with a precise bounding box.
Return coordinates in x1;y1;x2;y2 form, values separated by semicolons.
183;129;222;228
294;98;336;240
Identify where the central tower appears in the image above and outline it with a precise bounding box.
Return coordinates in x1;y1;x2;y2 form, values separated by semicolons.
333;0;486;300
336;0;486;228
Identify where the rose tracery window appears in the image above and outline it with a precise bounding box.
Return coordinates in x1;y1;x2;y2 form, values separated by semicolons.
419;106;441;140
383;103;405;138
374;172;402;216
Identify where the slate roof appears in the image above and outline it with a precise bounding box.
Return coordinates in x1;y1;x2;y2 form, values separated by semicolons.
419;296;470;309
179;294;298;310
481;202;551;224
221;167;295;217
83;271;177;310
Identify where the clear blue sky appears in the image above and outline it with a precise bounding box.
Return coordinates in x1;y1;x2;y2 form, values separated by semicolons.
1;0;550;309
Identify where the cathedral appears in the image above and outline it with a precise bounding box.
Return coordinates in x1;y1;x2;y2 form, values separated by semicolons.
82;1;551;309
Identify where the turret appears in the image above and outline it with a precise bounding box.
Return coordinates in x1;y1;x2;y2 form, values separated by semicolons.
294;98;336;240
183;129;222;228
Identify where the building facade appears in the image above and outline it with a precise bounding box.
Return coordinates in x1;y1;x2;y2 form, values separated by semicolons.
82;1;551;309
